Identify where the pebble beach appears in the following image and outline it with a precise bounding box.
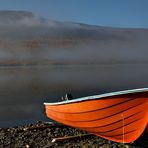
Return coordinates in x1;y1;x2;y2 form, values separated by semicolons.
0;121;147;148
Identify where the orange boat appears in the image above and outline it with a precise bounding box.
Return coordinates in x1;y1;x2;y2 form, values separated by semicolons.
44;88;148;143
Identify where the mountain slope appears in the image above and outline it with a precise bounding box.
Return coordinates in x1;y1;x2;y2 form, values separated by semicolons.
0;10;148;66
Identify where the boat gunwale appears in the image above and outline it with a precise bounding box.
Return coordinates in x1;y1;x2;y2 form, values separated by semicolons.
44;88;148;106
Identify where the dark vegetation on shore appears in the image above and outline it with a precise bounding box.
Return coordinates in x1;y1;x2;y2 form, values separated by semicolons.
0;122;147;148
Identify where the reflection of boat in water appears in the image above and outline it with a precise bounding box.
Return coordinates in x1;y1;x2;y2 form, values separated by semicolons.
44;88;148;143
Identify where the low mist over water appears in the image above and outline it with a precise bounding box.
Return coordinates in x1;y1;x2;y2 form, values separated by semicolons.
0;11;148;127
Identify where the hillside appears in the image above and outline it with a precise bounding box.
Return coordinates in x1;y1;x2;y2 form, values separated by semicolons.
0;10;148;66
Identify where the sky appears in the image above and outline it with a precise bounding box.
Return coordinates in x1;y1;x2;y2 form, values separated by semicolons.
0;0;148;28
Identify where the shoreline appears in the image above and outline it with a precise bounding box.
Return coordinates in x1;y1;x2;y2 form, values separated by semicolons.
0;121;147;147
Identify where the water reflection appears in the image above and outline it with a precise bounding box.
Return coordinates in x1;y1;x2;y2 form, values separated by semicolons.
0;64;148;127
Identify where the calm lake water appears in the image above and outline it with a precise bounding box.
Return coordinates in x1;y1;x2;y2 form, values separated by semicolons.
0;64;148;127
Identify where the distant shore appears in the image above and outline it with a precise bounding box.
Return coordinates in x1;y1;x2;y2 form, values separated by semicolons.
0;121;147;147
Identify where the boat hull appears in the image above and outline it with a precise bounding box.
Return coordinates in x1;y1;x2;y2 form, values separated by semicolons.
44;89;148;143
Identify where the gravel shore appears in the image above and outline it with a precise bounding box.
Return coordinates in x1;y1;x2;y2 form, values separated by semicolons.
0;121;147;148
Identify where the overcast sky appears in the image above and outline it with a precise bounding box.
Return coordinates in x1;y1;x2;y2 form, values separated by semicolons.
0;0;147;28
